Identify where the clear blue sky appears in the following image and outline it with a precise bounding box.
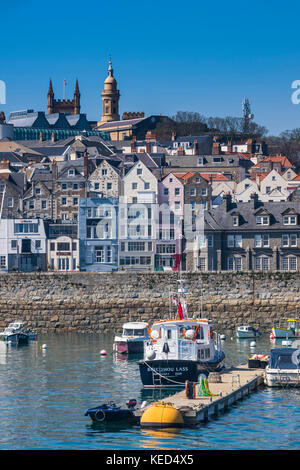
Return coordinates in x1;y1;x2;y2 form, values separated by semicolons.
1;0;300;135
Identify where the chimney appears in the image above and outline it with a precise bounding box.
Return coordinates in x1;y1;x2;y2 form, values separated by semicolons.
171;131;176;141
212;142;220;155
52;159;58;183
131;136;136;153
227;140;232;153
146;139;151;154
223;193;232;212
39;132;44;142
247;138;253;153
0;159;10;180
193;140;199;155
250;192;259;210
177;146;185;156
84;151;89;178
51;131;56;143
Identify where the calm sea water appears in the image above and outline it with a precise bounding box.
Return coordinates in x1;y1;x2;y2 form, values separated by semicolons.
0;332;299;450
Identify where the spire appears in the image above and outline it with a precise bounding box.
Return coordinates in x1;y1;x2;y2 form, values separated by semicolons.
48;79;54;96
74;78;80;95
108;58;113;77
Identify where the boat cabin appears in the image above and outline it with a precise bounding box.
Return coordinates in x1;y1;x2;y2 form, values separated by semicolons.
122;322;149;338
269;348;300;370
145;319;216;362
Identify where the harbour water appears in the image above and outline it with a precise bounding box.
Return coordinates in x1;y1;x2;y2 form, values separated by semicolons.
0;332;299;450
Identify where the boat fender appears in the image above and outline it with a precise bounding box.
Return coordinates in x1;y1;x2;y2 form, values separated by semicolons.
147;325;161;343
95;409;106;422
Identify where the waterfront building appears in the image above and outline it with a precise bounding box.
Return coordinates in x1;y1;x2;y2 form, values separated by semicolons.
47;235;80;272
0;218;47;272
88;159;122;198
0;159;26;218
156;173;184;270
78;196;118;272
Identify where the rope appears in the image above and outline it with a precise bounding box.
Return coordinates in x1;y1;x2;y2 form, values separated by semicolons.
143;361;187;385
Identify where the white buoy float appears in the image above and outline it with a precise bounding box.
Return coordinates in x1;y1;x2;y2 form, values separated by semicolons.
100;349;107;356
220;334;226;340
250;341;256;347
41;344;47;350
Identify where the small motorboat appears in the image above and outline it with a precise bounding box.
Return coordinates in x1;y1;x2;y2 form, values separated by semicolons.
85;399;138;423
236;326;262;339
0;321;30;345
264;348;300;387
271;319;300;339
113;322;150;354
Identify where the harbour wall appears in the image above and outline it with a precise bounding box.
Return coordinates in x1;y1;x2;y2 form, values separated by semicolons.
0;272;299;334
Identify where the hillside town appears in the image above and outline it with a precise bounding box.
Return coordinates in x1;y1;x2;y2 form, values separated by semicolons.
0;61;299;274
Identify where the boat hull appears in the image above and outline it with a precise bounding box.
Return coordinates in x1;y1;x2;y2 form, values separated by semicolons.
236;330;261;338
0;333;29;344
139;356;225;388
114;339;145;354
271;327;298;339
85;406;135;423
264;369;300;387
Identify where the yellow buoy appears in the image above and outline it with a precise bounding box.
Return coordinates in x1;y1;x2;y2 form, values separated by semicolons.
140;402;184;429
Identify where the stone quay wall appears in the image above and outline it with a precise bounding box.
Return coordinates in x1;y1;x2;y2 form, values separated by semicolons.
0;272;299;334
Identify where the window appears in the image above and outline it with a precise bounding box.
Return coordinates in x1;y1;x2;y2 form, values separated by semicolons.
29;201;34;210
227;235;242;247
11;240;17;249
95;246;105;263
72;242;77;251
57;242;70;251
266;187;271;194
190;188;196;196
156;244;176;254
41;200;47;209
137;168;142;175
283;215;297;225
128;242;145;251
164;188;169;195
7;197;13;207
132;182;137;190
73;183;79;190
107;247;112;263
256;215;269;225
68;169;75;177
50;242;55;251
282;234;297;247
144;182;150;190
14;223;38;234
61;197;67;206
254;234;269;248
0;256;6;268
255;256;269;271
73;198;78;206
213;157;222;162
207;235;214;247
197;157;203;166
282;256;297;271
102;169;107;176
201;188;207;196
175;188;180;196
198;257;206;271
107;182;112;190
227;256;242;271
35;240;41;249
61;183;67;190
94;183;100;190
174;201;180;210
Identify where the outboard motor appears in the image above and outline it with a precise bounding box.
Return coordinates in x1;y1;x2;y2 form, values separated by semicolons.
126;399;137;410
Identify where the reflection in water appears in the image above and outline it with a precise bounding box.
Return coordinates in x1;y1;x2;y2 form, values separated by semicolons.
139;428;181;450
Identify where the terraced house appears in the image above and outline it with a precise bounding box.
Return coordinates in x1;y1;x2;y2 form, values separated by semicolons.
199;194;300;272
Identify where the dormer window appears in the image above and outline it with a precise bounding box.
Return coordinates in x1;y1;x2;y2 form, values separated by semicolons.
256;215;269;225
68;169;75;177
283;215;297;225
197;157;203;166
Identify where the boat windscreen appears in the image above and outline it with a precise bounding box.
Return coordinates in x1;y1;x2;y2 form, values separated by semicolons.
270;351;300;369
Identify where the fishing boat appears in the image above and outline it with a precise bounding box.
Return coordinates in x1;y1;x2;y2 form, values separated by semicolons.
85;399;138;423
271;319;300;339
236;325;262;339
113;321;150;354
264;348;300;387
0;321;30;345
138;279;225;388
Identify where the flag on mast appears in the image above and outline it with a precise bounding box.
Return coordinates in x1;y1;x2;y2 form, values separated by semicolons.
178;302;184;320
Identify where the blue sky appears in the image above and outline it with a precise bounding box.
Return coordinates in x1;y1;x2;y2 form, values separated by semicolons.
1;0;300;135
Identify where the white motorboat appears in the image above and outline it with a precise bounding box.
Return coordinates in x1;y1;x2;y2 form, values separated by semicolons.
138;279;225;388
264;348;300;387
236;325;262;339
113;321;150;354
271;319;300;339
0;321;30;345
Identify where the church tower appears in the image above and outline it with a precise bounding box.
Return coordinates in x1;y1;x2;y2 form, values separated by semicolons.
47;79;81;115
100;60;120;123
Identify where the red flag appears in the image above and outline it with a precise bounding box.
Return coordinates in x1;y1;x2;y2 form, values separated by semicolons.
178;302;183;320
172;296;177;306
